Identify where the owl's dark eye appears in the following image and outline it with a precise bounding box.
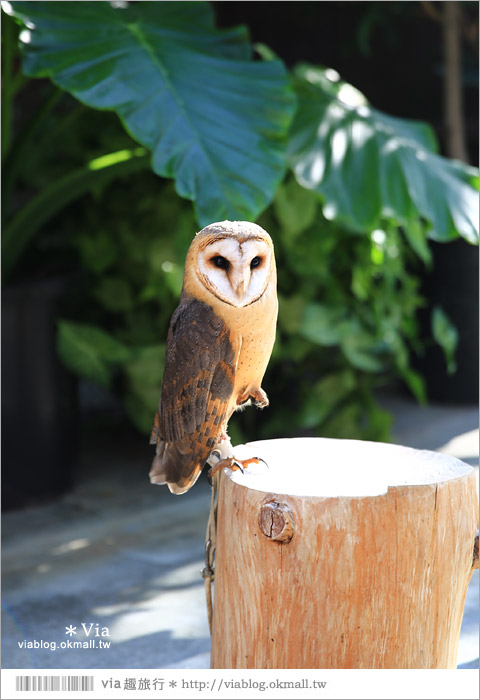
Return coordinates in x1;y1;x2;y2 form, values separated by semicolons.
211;255;230;271
250;256;261;269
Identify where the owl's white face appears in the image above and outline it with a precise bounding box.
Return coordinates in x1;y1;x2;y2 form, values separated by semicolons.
197;236;273;307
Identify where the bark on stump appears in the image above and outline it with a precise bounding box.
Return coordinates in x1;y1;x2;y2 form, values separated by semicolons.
210;437;478;669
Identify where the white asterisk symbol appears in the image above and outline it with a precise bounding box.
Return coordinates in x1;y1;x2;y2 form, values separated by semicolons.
65;625;77;636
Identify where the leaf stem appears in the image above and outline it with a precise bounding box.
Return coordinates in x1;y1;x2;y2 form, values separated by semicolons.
2;149;150;284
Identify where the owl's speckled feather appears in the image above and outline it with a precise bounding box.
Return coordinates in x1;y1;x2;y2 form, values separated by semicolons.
149;221;277;494
150;297;239;493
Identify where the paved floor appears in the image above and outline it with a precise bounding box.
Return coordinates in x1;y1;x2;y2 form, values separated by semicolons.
2;393;478;670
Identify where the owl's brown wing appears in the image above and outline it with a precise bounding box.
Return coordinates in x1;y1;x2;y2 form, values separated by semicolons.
149;295;238;494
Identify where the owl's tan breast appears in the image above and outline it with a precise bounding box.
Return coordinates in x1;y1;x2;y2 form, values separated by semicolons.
223;284;278;403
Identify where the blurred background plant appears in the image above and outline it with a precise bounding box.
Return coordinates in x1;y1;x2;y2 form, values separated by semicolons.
2;1;478;505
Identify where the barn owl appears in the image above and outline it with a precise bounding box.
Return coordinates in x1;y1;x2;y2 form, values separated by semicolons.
149;220;278;494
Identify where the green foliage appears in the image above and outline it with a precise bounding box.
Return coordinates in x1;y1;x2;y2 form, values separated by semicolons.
6;0;295;228
2;2;478;443
1;5;155;282
56;169;422;441
57;320;132;388
253;177;426;442
289;64;479;244
123;344;166;434
3;147;149;279
431;306;459;375
59;174;197;432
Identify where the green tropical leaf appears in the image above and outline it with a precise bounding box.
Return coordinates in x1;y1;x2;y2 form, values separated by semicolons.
7;1;296;225
351;264;371;301
278;294;306;335
76;229;118;275
124;344;165;433
319;402;364;440
362;398;393;441
401;368;427;404
94;276;134;313
2;147;149;281
273;177;318;238
401;219;432;265
288;64;479;244
125;344;165;394
299;303;348;346
298;370;356;429
340;331;386;373
57;320;132;387
431;306;458;374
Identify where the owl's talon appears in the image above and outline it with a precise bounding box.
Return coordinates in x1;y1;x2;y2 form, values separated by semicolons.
236;456;267;470
208;459;232;479
231;460;245;474
208;455;267;479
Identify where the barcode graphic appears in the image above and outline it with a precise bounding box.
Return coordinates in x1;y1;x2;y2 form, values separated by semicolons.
15;676;94;692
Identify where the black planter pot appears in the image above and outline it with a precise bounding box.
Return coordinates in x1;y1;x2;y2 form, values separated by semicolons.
2;276;78;510
415;239;479;404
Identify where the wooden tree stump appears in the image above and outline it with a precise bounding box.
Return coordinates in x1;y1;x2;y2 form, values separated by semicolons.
210;438;479;669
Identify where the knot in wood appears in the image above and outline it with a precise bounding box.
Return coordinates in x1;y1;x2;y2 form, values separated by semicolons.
201;565;214;580
259;501;294;542
473;530;479;571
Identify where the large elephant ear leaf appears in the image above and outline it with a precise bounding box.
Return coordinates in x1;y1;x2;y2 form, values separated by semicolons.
289;64;479;244
6;1;296;225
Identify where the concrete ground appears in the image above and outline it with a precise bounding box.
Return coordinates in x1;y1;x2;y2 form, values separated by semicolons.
2;393;478;670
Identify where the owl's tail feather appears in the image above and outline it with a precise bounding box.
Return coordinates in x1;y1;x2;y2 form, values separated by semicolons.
149;439;204;495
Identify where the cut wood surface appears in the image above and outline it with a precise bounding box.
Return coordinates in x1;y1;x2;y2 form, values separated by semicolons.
210;438;479;669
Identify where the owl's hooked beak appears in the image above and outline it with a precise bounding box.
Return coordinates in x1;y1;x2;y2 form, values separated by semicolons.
230;269;251;302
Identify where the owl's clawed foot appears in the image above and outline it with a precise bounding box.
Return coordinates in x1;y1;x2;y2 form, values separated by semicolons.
237;387;269;409
208;456;243;479
237;456;268;470
207;455;267;480
251;391;269;409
